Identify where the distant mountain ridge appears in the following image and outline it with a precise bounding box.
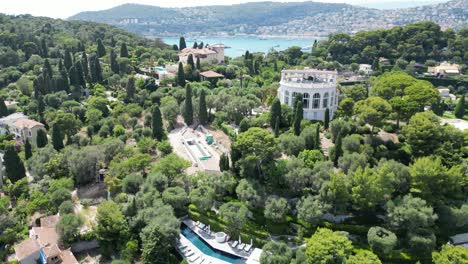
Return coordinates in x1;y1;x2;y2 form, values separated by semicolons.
69;0;468;37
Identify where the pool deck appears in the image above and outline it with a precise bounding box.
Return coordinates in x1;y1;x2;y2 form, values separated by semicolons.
182;219;262;264
178;234;231;264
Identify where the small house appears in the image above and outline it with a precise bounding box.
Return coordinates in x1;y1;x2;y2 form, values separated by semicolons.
0;113;45;145
200;70;224;82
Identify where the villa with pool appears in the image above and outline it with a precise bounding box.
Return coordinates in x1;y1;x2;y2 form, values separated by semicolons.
178;219;262;264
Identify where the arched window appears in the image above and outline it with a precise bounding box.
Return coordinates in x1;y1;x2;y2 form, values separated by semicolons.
303;93;310;109
331;92;335;107
284;91;290;105
313;93;321;109
323;92;329;108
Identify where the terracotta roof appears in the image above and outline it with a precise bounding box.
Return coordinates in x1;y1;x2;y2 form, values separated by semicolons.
5;101;18;107
15;238;40;260
31;227;59;247
42;244;61;258
200;70;224;78
179;48;217;55
40;215;60;228
13;118;44;129
60;249;79;264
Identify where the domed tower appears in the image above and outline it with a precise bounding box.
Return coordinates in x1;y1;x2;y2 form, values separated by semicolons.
277;69;339;122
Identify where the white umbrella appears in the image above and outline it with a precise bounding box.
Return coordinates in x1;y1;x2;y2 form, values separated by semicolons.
239;236;242;244
250;238;253;246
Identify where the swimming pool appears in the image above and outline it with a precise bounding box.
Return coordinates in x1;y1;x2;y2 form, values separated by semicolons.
181;224;245;264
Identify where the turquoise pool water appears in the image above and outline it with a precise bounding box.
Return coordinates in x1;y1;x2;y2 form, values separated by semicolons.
181;224;245;264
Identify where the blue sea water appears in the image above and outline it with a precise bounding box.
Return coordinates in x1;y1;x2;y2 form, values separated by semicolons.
163;36;322;58
181;223;245;264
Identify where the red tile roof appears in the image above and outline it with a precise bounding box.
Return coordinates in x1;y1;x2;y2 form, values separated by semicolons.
179;48;217;55
200;70;224;78
14;238;40;260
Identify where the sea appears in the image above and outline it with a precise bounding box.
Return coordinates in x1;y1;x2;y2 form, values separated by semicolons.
162;36;323;58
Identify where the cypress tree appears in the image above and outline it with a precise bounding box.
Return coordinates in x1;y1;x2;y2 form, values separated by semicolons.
24;139;32;160
179;37;187;50
220;153;230;171
333;132;343;166
239;118;250;133
184;83;193;125
193;42;198;49
196;57;201;70
315;124;321;150
0;98;8;117
177;62;185;86
324;108;330;129
293;95;303;136
36;129;48;148
120;42;129;58
270;98;282;128
110;48;119;73
41;38;48;58
274;116;280;138
43;59;53;78
4;144;26;183
81;52;90;84
454;95;465;119
90;55;103;83
152;106;164;141
74;61;85;86
96;39;106;57
68;65;79;86
126;76;136;100
187;54;195;69
110;36;116;47
198;42;204;49
52;123;64;151
63;47;73;71
198;90;208;125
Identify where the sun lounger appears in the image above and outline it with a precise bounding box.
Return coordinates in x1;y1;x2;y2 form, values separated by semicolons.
230;240;238;247
185;250;194;257
188;254;200;263
198;258;205;264
237;243;245;250
179;245;188;250
244;244;252;252
195;221;200;227
183;248;192;253
199;223;206;229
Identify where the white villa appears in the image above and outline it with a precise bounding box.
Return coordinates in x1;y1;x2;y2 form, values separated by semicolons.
178;44;225;65
277;69;339;122
0;113;45;145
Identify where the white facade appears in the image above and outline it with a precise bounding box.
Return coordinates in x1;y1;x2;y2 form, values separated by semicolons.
277;69;339;122
359;64;373;75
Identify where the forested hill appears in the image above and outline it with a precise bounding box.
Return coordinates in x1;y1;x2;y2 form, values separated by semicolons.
68;0;467;36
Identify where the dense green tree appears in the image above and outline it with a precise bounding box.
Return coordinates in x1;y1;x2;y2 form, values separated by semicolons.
120;42;129;58
409;156;464;202
219;153;230;171
162;186;189;214
63;47;73;70
297;195;330;225
386;194;436;231
333;132;343;166
152;106;164;141
274;117;280;138
402;112;442;157
110;48;119;73
264;196;289;223
454;95;465;118
279;133;305;156
389;97;419;128
179;37;187;50
371;71;416;100
346;251;382;264
324;108;330;129
198;89;208;125
97;39;106;57
349;167;392;211
141;221;178;264
0;99;8;117
4;144;26;183
196;57;201;70
306;228;353;264
190;185;215;212
95;200;129;254
260;241;293;264
24;139;32;160
56;214;83;246
404;80;440;110
152;153;190;181
270;98;282;128
236;179;261;207
122;174;143;194
337;98;354;118
432;245;468;264
293;95;303;136
51;123;64;151
407;228;436;257
355;96;392;133
219;201;249;236
126;75;135;100
177;62;185;86
231;127;279;179
367;226;397;257
183;84;193;125
187;54;195;69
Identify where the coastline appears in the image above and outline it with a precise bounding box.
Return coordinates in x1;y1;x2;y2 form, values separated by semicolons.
146;33;327;40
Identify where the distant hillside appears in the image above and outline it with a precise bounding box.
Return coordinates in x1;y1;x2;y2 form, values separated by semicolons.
69;0;468;37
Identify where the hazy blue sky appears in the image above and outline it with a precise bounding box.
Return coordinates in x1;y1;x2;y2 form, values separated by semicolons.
1;0;447;18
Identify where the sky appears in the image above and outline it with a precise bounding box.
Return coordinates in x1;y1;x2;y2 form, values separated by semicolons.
0;0;447;19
